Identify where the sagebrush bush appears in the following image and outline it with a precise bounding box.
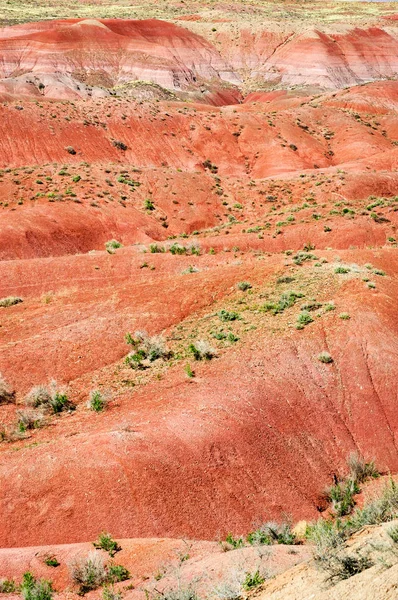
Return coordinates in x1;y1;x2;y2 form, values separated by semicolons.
153;586;199;600
321;551;373;583
25;382;74;414
347;452;379;484
387;522;398;543
0;374;15;405
70;551;108;593
189;340;216;361
125;331;170;369
17;409;45;432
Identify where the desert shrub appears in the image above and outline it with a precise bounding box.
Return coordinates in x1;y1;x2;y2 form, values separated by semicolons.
296;311;313;328
188;242;200;256
321;551;373;583
184;364;195;378
212;580;242;600
93;532;121;557
301;301;322;312
263;291;304;315
20;572;53;600
387;523;398;543
247;526;272;546
112;140;128;151
188;340;216;361
237;281;252;291
25;382;74;414
169;243;186;255
293;252;318;265
277;276;295;284
155;587;199;600
335;266;350;274
103;586;122;600
265;521;296;545
218;309;240;322
26;385;52;408
339;313;350;320
44;555;60;567
107;564;130;583
0;296;23;308
149;243;165;253
17;409;45;432
242;570;265;591
327;479;359;517
0;374;15;405
347;452;379;484
0;579;17;593
224;533;244;549
70;551;108;594
125;331;170;369
105;240;122;254
88;390;109;413
347;478;398;531
318;351;333;364
306;519;345;563
144;199;155;211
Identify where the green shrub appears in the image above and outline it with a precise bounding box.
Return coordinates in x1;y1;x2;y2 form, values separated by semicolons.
144;199;155;211
347;452;379;485
242;570;265;590
387;523;398;543
218;309;240;322
20;572;53;600
327;479;360;517
107;565;129;583
0;296;23;308
224;533;244;549
247;527;271;546
237;281;252;291
44;556;60;568
88;390;109;412
105;240;122;254
318;351;333;364
125;331;170;368
169;243;187;255
184;364;195;378
263;291;304;315
339;313;350;320
335;266;350;274
149;243;165;254
93;533;121;557
293;252;318;265
296;311;313;328
0;579;17;593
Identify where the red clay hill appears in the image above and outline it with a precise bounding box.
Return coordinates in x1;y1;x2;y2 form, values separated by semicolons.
0;12;398;570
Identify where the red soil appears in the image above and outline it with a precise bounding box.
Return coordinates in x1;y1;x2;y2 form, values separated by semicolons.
0;16;398;574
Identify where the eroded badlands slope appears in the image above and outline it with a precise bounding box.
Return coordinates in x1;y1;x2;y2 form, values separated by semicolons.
0;10;398;557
